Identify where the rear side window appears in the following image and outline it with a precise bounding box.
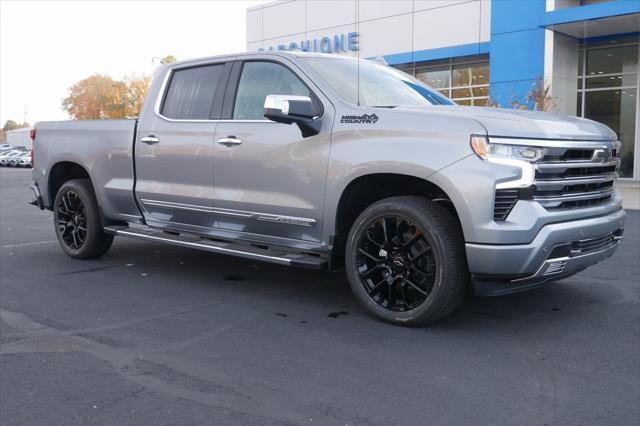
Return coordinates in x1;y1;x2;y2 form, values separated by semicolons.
161;64;224;120
233;62;310;120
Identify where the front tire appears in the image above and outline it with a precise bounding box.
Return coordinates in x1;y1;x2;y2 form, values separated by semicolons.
345;196;468;326
53;179;113;259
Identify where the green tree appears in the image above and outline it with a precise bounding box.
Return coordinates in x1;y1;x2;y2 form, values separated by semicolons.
160;55;177;65
1;120;30;142
3;120;20;132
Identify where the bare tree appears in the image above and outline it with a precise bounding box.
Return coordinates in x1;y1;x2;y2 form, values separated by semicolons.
486;77;556;111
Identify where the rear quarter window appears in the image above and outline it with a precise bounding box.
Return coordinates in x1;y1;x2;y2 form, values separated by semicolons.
161;64;224;120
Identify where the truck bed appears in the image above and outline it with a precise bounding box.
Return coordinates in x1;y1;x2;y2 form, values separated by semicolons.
32;119;142;223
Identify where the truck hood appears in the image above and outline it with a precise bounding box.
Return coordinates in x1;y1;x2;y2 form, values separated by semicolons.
395;105;617;141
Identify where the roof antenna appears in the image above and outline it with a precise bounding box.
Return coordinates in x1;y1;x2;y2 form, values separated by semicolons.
356;0;360;107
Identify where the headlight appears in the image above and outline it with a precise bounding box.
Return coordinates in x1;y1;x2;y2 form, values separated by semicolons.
470;135;538;189
470;135;545;163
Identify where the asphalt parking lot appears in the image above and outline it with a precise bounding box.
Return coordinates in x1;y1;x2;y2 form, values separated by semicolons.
1;167;638;426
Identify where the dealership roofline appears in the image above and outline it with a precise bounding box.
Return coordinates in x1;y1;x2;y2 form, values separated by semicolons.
542;0;640;27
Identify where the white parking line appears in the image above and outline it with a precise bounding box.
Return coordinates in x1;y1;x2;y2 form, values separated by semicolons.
1;240;56;248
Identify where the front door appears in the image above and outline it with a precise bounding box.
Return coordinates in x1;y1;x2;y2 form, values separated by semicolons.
136;62;228;231
213;60;333;243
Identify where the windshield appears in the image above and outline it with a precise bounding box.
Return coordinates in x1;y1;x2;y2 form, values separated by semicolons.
304;57;453;107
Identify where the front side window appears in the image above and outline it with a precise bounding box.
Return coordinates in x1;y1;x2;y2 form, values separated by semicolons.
161;64;224;120
233;62;310;120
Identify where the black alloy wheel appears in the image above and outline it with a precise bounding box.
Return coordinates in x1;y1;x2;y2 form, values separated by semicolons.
53;179;114;259
345;196;468;326
57;190;87;250
356;215;436;312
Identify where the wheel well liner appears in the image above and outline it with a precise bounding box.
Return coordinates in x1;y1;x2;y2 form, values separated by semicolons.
332;173;460;269
48;161;91;209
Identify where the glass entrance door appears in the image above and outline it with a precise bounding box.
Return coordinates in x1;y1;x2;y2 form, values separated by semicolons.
577;36;639;179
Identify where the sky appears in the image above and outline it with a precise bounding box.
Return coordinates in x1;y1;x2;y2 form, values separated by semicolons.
0;0;271;124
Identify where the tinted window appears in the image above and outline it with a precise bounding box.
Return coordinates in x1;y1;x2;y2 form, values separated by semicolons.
233;62;310;120
162;64;224;119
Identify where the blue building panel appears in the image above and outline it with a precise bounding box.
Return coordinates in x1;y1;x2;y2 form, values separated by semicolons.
490;0;547;35
489;0;547;108
382;42;490;66
489;28;546;106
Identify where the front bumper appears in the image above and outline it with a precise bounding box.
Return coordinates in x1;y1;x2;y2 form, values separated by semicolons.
469;208;625;296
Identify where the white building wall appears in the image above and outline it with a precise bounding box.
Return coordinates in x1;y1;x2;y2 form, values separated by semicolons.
5;128;32;150
544;30;579;115
247;0;490;58
412;1;484;54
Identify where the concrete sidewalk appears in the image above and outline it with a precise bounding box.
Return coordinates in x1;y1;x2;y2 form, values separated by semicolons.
619;180;640;210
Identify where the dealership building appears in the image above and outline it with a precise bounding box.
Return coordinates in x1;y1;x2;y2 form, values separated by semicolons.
247;0;640;182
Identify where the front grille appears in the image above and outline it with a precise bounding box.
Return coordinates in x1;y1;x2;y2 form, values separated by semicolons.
543;149;594;162
533;144;620;210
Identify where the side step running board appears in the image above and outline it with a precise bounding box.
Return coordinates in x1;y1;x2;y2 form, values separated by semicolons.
103;225;326;269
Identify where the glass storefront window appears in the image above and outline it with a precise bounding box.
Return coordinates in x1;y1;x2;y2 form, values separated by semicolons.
455;98;488;106
416;66;449;89
584;89;637;177
578;50;584;76
586;45;638;76
577;92;582;116
578;36;638;178
452;62;489;87
584;74;637;90
451;88;472;98
406;55;490;106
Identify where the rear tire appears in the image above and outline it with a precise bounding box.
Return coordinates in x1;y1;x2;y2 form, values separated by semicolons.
53;179;113;259
345;196;468;326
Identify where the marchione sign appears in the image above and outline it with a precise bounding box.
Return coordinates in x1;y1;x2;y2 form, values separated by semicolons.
258;32;359;53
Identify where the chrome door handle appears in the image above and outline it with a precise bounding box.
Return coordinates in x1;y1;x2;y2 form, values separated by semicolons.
141;135;160;145
217;137;242;147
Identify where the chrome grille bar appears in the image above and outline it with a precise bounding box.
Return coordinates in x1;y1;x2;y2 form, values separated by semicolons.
534;173;617;188
534;188;614;203
536;158;620;171
531;142;620;211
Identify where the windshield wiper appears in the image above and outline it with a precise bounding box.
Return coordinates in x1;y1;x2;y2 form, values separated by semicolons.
371;105;397;108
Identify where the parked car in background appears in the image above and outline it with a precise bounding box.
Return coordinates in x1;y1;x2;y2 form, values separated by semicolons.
0;150;25;166
0;143;13;152
13;151;32;168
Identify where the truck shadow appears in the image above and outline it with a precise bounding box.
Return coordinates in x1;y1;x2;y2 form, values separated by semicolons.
100;237;627;332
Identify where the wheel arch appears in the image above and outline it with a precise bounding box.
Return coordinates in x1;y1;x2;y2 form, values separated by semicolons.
330;172;462;269
47;161;93;209
47;160;125;228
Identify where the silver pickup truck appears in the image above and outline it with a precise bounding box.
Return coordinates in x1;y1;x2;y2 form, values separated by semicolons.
30;52;625;325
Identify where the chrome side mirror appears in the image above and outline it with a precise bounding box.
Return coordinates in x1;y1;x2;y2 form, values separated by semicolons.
264;94;320;137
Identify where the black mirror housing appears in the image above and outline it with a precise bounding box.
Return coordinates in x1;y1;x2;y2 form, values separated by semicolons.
264;95;321;137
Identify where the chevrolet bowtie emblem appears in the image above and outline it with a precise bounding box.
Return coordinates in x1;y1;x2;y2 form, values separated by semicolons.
592;148;611;162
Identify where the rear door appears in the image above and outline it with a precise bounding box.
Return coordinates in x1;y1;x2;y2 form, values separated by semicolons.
212;59;334;244
135;61;230;231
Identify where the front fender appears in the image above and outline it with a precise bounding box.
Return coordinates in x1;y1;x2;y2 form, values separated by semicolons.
322;127;478;245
